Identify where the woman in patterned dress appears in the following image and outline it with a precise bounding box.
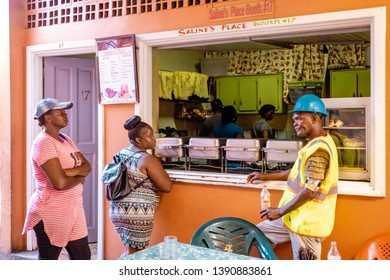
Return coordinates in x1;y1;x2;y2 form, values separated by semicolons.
109;115;172;257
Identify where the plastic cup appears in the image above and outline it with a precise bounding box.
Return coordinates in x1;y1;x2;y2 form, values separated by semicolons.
163;235;177;260
158;243;165;259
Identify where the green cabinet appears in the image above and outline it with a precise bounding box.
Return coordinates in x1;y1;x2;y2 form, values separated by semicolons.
217;77;240;111
216;74;284;114
256;74;283;113
330;69;370;98
237;76;259;113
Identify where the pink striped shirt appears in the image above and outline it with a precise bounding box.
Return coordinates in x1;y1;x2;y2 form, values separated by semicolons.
22;131;88;247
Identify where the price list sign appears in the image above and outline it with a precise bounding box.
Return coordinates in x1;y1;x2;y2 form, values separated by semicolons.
96;34;139;104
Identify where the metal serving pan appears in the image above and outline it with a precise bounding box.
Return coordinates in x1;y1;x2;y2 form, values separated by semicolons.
262;140;304;163
154;137;185;158
186;138;221;159
223;139;261;161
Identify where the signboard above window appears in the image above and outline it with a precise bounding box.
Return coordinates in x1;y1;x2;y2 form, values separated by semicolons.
96;34;139;104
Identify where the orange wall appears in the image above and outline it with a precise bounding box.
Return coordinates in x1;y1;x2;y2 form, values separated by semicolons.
107;179;390;260
6;0;390;259
10;16;27;254
7;0;27;252
102;105;135;259
151;183;294;260
104;180;293;260
0;0;12;253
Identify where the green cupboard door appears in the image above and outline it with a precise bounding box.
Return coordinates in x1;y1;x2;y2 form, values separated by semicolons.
330;70;358;98
217;77;239;109
238;76;258;113
357;69;370;97
257;74;283;113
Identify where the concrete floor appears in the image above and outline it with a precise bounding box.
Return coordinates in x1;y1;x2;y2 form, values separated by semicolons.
0;243;97;260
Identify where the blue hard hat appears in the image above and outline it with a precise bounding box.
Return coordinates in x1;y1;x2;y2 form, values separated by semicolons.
288;94;328;116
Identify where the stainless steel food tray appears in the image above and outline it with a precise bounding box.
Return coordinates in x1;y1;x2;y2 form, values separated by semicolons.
185;138;223;172
223;139;261;161
154;137;185;158
262;140;304;163
186;138;221;160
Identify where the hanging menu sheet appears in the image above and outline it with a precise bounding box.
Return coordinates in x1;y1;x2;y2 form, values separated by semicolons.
96;34;139;104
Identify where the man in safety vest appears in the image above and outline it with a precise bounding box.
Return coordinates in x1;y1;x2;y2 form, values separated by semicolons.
247;94;338;260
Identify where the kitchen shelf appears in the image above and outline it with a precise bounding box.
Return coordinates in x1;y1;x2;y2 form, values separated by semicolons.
174;99;209;121
173;99;206;104
174;117;205;121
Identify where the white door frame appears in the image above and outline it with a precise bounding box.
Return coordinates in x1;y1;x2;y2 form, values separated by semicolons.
25;40;104;257
26;6;385;258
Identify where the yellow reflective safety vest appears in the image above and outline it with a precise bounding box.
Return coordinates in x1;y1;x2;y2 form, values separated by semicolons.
279;134;339;237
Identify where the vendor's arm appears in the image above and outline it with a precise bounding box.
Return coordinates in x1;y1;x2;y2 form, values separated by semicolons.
236;126;245;138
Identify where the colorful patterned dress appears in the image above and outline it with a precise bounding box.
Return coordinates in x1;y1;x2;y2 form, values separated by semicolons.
109;148;160;250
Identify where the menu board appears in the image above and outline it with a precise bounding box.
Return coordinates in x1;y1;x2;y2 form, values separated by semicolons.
96;34;138;104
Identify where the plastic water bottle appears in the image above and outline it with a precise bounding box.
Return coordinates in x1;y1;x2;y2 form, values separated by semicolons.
327;241;341;260
261;185;271;209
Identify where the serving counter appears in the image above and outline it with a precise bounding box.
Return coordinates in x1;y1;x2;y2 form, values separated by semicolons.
154;137;304;174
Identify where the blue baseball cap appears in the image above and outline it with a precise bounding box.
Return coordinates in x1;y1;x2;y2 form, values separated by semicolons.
34;98;73;119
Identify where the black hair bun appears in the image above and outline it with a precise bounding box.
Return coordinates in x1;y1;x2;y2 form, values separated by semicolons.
124;115;141;130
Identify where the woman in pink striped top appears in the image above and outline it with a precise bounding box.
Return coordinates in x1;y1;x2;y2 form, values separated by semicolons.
22;98;91;260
